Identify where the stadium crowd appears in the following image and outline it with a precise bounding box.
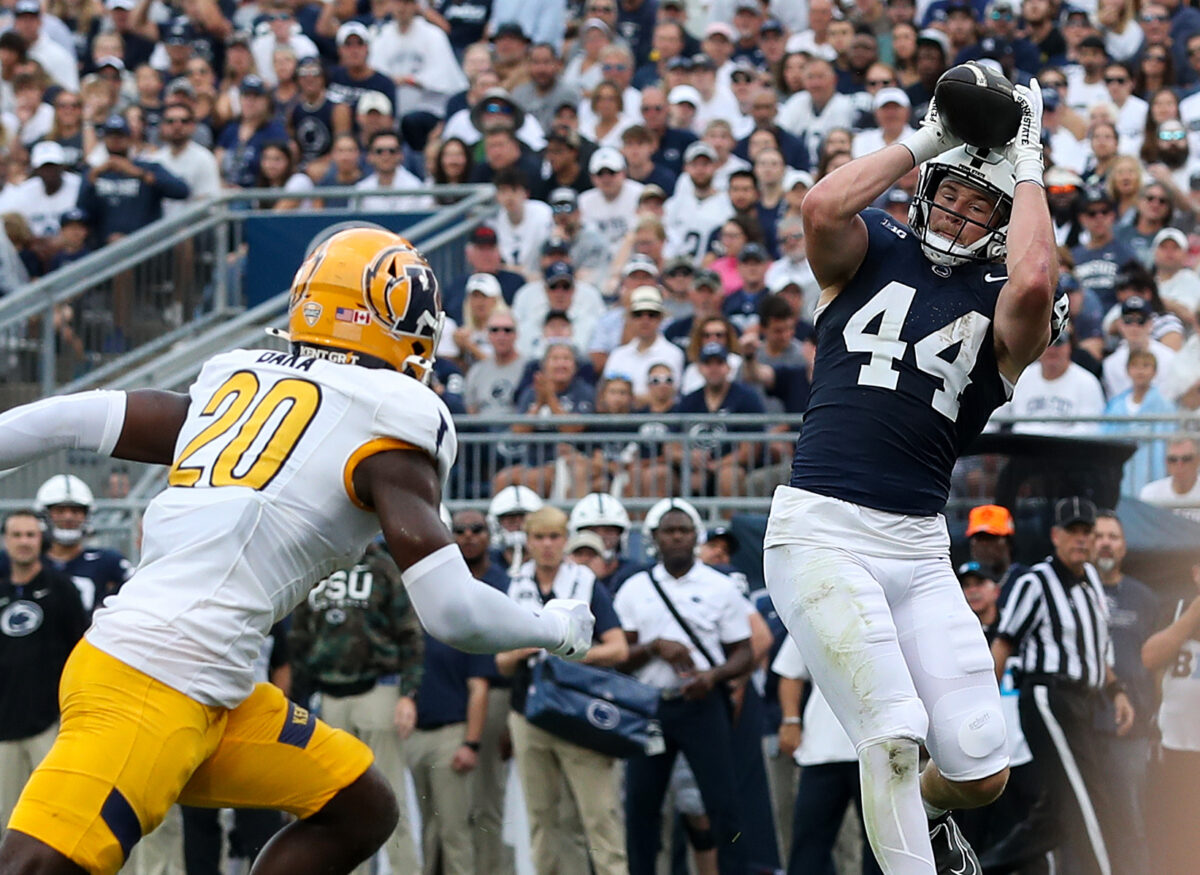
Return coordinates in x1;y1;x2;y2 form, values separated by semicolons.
2;0;1200;873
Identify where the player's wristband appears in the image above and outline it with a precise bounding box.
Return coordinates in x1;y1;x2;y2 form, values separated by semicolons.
1012;154;1045;188
899;126;947;167
781;717;801;726
1104;679;1127;699
462;740;481;752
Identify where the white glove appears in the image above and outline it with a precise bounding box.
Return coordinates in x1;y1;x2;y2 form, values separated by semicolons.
1007;78;1045;187
899;94;963;166
542;598;596;660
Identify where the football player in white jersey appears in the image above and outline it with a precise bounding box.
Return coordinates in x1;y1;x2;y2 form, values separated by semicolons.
0;226;594;875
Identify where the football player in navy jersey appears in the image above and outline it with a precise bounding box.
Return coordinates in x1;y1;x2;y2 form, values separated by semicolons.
762;78;1062;875
34;475;132;620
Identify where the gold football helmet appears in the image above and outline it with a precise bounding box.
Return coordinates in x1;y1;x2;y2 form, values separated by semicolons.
285;226;444;383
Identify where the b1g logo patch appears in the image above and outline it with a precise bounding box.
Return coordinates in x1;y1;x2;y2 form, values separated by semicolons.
1;600;44;637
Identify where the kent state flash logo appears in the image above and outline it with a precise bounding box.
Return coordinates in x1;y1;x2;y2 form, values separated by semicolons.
1;599;44;637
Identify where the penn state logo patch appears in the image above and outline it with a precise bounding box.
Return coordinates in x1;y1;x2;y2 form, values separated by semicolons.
1;600;44;637
586;699;620;730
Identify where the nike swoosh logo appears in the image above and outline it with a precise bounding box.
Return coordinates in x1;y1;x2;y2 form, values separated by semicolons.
984;273;1008;283
32;589;49;598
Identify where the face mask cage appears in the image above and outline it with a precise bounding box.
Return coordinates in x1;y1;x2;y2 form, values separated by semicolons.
909;163;1013;266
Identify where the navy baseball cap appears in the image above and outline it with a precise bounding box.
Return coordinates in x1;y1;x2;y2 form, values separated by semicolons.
760;18;785;35
666;55;694;72
956;561;991;582
545;260;575;285
164;19;194;44
1053;496;1098;529
739;242;768;263
699;342;729;362
240;74;268;95
100;113;130;135
60;207;88;226
542;237;571;255
1121;295;1151;318
707;525;739;554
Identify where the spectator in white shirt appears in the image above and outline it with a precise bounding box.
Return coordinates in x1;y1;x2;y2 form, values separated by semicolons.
0;141;80;239
1009;337;1106;435
354;129;432;212
369;0;468;150
689;50;740;134
1140;436;1200;520
603;285;685;404
250;2;319;88
764;216;820;323
149;104;221;219
10;0;77;91
493;167;554;277
851;88;914;158
1103;296;1177;397
1105;62;1148;154
663;140;734;260
517;259;604;358
778;58;856;167
785;0;837;60
1153;228;1200;320
577;146;644;249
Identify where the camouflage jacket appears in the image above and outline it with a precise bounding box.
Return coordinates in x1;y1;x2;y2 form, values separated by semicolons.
289;541;423;697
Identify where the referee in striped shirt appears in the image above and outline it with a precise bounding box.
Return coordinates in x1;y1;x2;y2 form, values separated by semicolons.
983;498;1135;875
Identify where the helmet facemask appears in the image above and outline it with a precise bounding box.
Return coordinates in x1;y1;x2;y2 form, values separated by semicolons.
908;145;1014;267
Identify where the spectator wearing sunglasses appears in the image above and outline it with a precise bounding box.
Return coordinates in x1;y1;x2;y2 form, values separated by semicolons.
1103;62;1147;148
1150;119;1197;194
1102;258;1187;346
465;300;526;416
354;129;434;212
444;81;546;151
251;2;319;88
603;285;685;406
1103;294;1178;396
1140;435;1200;518
1073;186;1137;311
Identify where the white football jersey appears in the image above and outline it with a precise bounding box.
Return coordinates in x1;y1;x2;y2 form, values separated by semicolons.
87;348;457;708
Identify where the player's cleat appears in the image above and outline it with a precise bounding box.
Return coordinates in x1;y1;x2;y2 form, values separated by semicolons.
929;813;981;875
542;598;595;660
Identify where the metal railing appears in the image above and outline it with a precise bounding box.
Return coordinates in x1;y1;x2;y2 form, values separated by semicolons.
2;412;1197;564
0;184;496;401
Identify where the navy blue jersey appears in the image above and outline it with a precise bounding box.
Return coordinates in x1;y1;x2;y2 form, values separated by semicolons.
1;546;134;618
790;209;1010;516
291;98;338;161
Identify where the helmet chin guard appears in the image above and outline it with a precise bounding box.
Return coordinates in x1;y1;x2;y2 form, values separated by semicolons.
908;145;1015;268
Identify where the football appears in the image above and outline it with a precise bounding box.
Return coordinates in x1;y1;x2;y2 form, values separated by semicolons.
933;63;1023;150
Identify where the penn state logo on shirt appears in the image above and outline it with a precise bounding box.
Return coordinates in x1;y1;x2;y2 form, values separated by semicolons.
1;599;44;637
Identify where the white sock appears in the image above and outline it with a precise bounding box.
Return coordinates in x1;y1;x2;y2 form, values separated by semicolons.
858;738;937;874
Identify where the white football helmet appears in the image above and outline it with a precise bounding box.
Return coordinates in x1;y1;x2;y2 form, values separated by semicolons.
568;492;631;555
642;497;707;558
35;474;94;546
908;144;1014;267
487;486;544;554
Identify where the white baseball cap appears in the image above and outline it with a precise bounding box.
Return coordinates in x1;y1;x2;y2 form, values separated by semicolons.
668;84;702;107
1153;227;1188;250
336;21;371;46
356;91;392;115
872;87;910;110
466;273;502;297
588;146;626;174
31;141;66;168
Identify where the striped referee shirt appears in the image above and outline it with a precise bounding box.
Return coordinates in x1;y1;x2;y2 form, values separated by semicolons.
996;556;1114;690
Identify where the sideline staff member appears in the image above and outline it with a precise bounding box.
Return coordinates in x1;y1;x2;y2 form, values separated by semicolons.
0;510;87;828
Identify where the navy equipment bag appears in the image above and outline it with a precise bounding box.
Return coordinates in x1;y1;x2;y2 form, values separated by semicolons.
525;656;663;758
